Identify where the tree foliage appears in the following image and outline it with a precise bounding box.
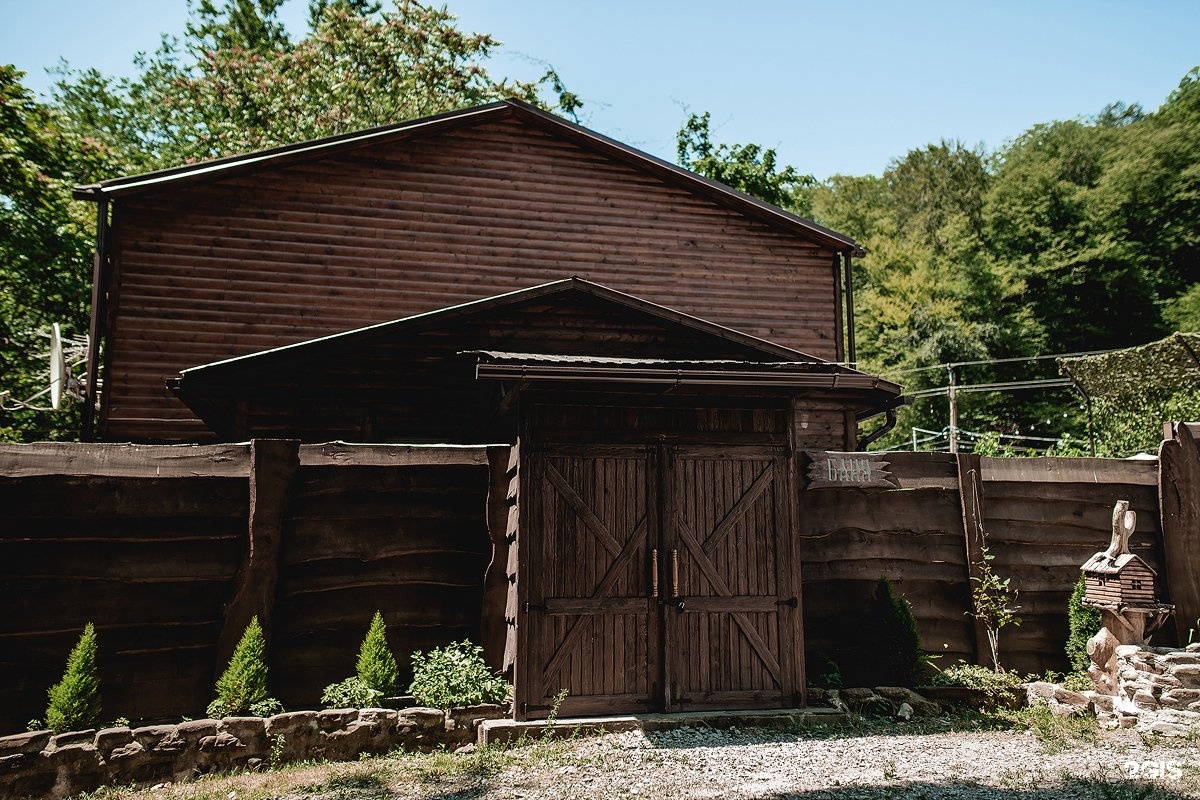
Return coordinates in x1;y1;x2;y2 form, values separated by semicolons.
1;0;576;443
680;66;1200;451
356;610;399;696
0;67;103;441
45;622;101;734
677;111;815;214
209;616;278;717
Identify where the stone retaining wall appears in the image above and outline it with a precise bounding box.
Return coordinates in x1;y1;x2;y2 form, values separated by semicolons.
0;704;505;800
1027;642;1200;737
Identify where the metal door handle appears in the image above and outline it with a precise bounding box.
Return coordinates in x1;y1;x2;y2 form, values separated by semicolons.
651;549;659;599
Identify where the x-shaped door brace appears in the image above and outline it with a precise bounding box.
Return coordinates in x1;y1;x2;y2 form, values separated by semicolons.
539;464;648;695
673;460;782;683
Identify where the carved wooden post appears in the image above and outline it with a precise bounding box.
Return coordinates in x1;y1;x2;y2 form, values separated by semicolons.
480;445;512;671
1159;422;1200;642
215;439;299;673
956;453;993;669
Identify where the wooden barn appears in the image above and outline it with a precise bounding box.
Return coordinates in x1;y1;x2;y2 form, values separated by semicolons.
74;99;903;718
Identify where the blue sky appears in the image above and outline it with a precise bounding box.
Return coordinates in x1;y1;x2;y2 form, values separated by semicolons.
2;0;1198;179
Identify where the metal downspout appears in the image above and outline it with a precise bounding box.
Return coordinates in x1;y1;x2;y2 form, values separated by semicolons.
82;196;108;442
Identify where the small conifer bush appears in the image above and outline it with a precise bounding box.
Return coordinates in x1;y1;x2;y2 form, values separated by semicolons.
850;577;922;687
45;623;102;734
209;616;281;718
357;611;399;696
1066;573;1103;672
408;639;509;709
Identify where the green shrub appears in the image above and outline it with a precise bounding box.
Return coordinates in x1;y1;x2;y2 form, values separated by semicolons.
862;577;921;686
45;623;101;734
356;611;399;696
321;677;383;709
932;661;1025;691
1066;573;1102;672
209;616;281;718
408;640;509;709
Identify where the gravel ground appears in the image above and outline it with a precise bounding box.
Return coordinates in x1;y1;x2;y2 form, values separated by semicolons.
106;720;1200;800
395;724;1200;800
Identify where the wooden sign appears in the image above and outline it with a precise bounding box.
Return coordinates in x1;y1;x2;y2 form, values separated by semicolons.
803;451;898;489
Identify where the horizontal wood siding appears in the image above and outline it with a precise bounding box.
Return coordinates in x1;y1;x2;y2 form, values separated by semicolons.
103;116;840;441
270;464;490;708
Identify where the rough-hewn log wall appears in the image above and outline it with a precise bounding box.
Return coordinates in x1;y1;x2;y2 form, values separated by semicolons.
0;441;1188;734
0;442;490;733
797;454;1168;680
103;115;842;442
270;461;490;708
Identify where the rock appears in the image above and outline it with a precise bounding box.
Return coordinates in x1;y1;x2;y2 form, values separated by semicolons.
1169;664;1200;681
0;730;52;757
1116;645;1142;657
455;743;477;754
50;730;97;749
131;725;176;751
1120;715;1139;728
1186;643;1200;653
896;703;913;721
1161;652;1200;666
317;709;359;732
1148;721;1189;737
94;727;133;757
401;708;446;729
1133;689;1159;708
1051;687;1090;707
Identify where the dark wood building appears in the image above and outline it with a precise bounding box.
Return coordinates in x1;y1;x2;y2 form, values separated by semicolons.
76;100;904;719
76;98;868;444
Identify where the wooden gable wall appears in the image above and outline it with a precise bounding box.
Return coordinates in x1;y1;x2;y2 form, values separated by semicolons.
102;114;842;442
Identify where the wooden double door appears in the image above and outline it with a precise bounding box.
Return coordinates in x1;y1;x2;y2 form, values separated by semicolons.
517;443;803;719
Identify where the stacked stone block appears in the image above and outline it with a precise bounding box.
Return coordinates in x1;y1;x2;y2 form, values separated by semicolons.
0;704;505;800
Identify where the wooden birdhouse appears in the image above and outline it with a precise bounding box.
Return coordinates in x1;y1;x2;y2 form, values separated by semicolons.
1081;500;1158;610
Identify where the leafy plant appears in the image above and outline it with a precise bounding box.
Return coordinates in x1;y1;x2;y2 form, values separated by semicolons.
356;611;399;696
209;616;280;718
45;622;101;733
321;677;383;709
408;640;509;709
970;541;1021;672
1066;573;1103;672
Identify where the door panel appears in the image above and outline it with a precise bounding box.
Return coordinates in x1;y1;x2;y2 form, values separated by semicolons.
521;446;657;718
663;445;798;711
518;443;799;719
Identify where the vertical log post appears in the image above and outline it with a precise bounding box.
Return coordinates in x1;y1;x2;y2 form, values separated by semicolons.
956;453;994;669
215;439;300;673
480;445;512;671
1159;422;1200;643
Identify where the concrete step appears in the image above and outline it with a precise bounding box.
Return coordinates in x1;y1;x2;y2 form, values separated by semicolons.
477;707;848;746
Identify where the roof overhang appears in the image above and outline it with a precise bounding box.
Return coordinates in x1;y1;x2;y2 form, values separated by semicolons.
467;351;902;396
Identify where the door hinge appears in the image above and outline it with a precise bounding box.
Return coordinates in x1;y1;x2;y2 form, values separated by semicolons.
776;596;798;608
523;602;547;613
521;702;528;715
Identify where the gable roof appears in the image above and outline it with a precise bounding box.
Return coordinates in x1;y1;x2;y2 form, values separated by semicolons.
73;98;862;254
173;276;826;385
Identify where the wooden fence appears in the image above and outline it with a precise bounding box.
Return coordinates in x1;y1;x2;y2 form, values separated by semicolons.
797;451;1177;680
0;441;493;732
2;431;1199;731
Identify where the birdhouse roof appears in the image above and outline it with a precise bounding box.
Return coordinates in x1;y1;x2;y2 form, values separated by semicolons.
1081;551;1156;576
